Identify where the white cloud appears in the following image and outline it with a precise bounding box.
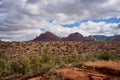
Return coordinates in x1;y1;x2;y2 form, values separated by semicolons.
78;21;120;36
37;20;120;37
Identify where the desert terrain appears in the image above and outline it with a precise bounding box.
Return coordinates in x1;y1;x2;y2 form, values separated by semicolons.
0;41;120;80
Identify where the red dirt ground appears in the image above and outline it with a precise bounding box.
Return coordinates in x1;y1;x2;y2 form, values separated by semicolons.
18;61;120;80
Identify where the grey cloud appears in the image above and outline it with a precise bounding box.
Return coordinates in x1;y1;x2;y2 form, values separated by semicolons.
43;0;120;19
0;0;120;41
79;0;107;5
44;0;105;16
27;0;41;4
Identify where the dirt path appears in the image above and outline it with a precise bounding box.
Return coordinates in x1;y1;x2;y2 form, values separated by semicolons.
55;67;111;80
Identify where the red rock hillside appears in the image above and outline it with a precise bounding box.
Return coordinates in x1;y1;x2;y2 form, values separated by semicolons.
33;31;61;41
33;32;85;42
62;32;84;41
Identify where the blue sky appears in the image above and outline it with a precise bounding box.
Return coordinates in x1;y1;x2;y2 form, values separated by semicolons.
92;17;120;23
0;0;120;41
62;17;120;28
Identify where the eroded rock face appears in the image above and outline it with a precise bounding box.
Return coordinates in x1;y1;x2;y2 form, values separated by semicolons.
33;31;61;41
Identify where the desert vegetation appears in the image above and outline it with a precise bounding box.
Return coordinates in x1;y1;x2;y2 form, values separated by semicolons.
0;41;120;79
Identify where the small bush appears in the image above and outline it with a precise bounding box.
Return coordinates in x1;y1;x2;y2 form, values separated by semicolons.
11;55;31;75
11;61;22;74
97;52;117;61
0;52;7;60
29;55;42;73
0;59;7;76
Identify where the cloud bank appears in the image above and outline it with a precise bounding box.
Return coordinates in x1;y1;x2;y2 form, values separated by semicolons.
0;0;120;41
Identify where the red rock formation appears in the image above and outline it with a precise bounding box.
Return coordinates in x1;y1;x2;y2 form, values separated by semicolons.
62;32;84;41
33;31;61;41
32;32;97;42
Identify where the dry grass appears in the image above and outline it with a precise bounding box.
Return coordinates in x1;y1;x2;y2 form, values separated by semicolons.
0;41;120;59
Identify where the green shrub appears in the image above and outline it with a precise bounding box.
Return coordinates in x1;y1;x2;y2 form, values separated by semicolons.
41;52;52;63
11;55;31;75
29;55;42;73
0;59;7;76
11;61;22;74
0;52;7;60
97;52;117;61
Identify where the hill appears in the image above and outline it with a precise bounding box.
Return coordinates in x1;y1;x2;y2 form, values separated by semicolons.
32;31;120;41
33;31;61;41
62;32;84;41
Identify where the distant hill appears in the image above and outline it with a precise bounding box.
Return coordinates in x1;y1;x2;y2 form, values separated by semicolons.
89;35;113;41
84;36;96;41
114;35;120;41
32;31;120;41
62;32;84;41
33;31;61;41
89;35;120;41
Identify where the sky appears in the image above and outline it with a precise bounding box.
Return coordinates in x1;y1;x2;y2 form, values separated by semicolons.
0;0;120;41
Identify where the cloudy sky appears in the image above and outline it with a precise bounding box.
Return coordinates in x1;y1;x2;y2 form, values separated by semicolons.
0;0;120;41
